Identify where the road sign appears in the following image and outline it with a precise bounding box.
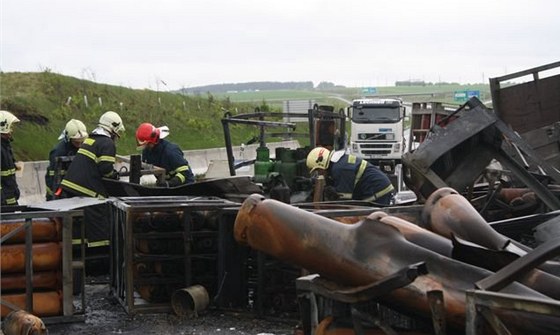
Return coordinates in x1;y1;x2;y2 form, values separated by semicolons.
466;90;480;99
362;87;377;94
454;90;481;102
454;91;467;102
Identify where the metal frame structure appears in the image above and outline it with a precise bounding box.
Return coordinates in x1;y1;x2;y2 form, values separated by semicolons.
466;290;560;335
221;106;346;177
465;236;560;334
296;262;430;335
0;208;85;324
109;196;239;315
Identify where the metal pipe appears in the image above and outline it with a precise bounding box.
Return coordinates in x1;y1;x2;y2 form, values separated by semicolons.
373;212;560;300
422;187;560;277
234;195;553;331
221;117;236;176
1;242;62;273
0;218;61;244
1;271;61;291
1;291;62;317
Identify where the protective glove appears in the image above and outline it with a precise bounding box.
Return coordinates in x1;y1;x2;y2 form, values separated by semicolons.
107;170;120;180
323;185;341;201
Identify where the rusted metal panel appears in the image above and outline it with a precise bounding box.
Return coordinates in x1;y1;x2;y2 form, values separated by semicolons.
490;61;560;169
493;74;560;134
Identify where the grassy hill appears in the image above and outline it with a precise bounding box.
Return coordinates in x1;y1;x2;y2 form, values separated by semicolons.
0;71;286;161
0;71;490;162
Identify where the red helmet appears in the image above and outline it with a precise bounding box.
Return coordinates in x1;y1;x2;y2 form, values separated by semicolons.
136;123;160;147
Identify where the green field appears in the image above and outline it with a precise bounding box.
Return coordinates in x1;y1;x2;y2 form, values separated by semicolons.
213;84;491;108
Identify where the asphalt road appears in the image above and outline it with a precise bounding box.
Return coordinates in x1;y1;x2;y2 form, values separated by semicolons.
46;283;297;335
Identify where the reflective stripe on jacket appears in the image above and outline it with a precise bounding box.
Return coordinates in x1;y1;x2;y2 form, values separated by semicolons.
45;140;78;200
1;138;20;205
329;154;394;201
59;134;115;198
141;139;195;186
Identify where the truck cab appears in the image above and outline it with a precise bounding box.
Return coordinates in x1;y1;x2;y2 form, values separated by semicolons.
347;98;406;173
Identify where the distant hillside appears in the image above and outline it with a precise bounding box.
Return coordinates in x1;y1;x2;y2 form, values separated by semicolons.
178;81;316;94
0;71;274;161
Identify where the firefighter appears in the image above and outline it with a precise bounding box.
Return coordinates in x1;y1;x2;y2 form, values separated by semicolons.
57;111;124;198
306;146;394;205
56;111;124;262
135;122;195;187
45;119;88;200
0;110;21;206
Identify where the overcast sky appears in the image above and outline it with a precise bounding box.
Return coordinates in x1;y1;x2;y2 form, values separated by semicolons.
2;0;559;90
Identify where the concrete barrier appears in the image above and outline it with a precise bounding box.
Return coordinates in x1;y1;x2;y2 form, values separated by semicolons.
15;141;301;205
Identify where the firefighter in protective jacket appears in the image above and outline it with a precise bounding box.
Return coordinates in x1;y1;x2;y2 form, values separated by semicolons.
0;110;21;206
58;111;124;198
45;119;88;200
306;146;394;205
135;122;195;187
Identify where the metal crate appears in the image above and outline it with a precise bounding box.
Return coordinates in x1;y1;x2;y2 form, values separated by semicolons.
109;196;239;314
0;206;85;324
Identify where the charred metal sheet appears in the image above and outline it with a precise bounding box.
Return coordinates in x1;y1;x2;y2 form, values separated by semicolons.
402;100;560;210
402;100;499;198
234;194;556;331
490;209;560;241
103;175;262;200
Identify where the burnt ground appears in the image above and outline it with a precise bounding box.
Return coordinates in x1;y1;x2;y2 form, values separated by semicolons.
46;277;298;335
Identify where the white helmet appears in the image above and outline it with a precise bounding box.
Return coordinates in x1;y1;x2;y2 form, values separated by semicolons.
0;110;20;134
98;111;125;137
306;147;332;172
62;119;88;140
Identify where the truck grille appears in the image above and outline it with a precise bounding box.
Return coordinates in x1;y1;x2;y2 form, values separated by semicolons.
358;133;392;140
362;149;392;155
359;143;393;149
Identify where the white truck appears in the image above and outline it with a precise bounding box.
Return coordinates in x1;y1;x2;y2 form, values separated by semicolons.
347;98;416;205
347;98;406;174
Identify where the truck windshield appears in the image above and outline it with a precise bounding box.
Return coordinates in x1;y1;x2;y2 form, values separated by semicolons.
352;107;400;124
